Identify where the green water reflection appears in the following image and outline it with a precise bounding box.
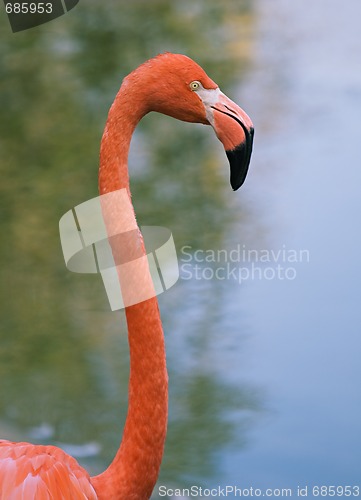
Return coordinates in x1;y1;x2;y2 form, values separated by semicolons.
0;0;261;489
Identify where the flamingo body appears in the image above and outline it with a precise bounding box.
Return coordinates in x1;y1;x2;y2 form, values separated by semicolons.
0;53;253;499
0;440;96;499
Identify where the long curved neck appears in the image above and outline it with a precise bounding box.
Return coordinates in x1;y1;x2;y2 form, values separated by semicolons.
91;85;168;499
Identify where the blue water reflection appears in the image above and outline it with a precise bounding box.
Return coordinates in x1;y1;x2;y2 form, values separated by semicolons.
216;0;361;492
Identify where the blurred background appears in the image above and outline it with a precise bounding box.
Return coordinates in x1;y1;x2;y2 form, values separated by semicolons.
0;0;360;497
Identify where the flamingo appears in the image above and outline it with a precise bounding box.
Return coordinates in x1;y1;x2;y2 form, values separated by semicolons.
0;53;253;499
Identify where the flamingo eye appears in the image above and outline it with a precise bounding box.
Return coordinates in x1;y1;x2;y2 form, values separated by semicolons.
190;81;201;91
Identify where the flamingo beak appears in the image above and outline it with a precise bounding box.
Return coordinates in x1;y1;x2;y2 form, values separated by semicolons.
211;92;254;190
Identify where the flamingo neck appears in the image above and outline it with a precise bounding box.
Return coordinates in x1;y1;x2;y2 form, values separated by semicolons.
91;85;168;499
98;84;146;194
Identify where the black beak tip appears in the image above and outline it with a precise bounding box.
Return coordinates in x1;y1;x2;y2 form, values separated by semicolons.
226;126;254;191
226;143;251;191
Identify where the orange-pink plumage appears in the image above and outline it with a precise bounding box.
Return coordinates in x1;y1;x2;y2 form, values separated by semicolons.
0;440;97;499
0;53;253;499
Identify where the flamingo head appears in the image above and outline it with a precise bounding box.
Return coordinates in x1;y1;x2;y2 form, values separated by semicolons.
129;53;254;190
